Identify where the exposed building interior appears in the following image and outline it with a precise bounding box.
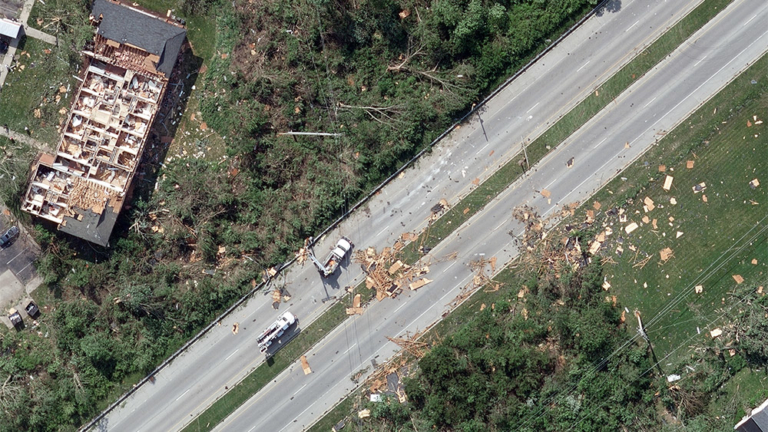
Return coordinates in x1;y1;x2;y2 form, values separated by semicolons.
21;0;185;246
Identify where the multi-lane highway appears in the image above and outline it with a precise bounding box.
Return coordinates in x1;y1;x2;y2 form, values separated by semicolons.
214;0;768;430
93;0;717;430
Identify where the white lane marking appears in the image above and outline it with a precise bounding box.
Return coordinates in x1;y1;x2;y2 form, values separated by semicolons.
225;348;240;361
175;389;190;402
642;96;657;109
576;60;591;72
6;250;23;265
744;14;757;27
625;20;640;32
376;227;389;237
593;137;608;149
694;55;707;67
494;220;506;231
281;385;340;432
293;384;307;397
526;102;540;113
394;302;407;313
341;343;358;356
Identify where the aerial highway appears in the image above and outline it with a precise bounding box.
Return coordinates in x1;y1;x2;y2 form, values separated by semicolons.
94;0;711;430
214;0;768;430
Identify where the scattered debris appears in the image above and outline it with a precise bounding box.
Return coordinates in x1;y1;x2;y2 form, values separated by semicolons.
541;189;551;198
593;201;602;210
659;165;666;172
358;409;371;419
733;274;745;284
670;197;677;205
752;259;758;265
652;219;658;229
625;222;638;234
695;285;703;294
686;160;694;169
750;178;760;189
702;194;708;203
710;328;723;338
692;182;706;193
232;322;239;335
567;157;575;168
676;231;683;238
301;355;312;375
642;215;650;224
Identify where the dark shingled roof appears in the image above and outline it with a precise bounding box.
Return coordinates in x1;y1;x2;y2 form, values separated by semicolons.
91;0;186;76
59;205;119;247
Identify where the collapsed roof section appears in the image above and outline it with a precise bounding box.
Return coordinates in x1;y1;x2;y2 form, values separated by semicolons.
21;1;185;246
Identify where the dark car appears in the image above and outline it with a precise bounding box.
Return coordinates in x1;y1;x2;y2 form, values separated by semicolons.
0;226;19;247
0;39;8;54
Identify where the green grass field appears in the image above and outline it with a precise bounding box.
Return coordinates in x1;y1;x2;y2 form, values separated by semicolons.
581;50;768;363
0;37;76;146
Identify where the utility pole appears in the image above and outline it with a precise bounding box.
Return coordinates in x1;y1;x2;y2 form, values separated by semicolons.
521;137;530;171
635;310;649;342
278;131;344;137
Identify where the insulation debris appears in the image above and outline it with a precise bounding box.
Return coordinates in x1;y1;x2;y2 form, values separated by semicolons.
733;275;745;284
659;165;666;172
753;259;759;265
301;355;312;375
663;175;674;191
652;219;658;229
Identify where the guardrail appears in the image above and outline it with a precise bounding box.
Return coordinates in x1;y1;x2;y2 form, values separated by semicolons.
79;1;610;430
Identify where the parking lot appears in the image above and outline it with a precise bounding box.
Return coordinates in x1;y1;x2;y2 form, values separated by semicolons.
0;0;23;19
0;214;39;289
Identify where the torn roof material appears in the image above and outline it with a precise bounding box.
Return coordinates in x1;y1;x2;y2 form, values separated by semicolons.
0;18;22;39
91;0;186;76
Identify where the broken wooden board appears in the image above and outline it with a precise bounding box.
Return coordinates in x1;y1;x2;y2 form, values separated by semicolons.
662;175;674;191
643;197;655;212
388;260;403;275
301;355;312;375
625;222;639;234
659;247;673;262
346;307;365;315
409;278;432;290
686;160;694;169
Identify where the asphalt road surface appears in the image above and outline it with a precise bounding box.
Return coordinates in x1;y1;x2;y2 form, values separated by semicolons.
0;216;39;287
214;0;768;431
95;0;711;430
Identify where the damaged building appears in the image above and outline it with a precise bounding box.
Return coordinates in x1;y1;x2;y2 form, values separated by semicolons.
21;0;186;246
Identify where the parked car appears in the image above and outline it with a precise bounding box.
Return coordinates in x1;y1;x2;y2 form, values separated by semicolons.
0;38;8;54
0;226;19;247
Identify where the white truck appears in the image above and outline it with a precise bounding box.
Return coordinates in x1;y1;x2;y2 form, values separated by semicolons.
309;237;353;277
257;311;296;353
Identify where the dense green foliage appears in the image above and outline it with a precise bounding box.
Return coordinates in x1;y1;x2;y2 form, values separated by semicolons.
187;0;598;263
390;263;661;432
